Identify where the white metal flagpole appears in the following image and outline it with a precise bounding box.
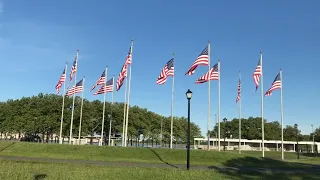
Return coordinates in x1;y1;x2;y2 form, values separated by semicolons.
238;71;242;154
218;58;221;151
124;40;134;147
170;54;175;149
260;51;265;157
312;125;314;153
207;41;211;151
59;63;67;144
160;119;163;147
122;75;128;146
215;113;217;147
69;50;79;145
108;76;115;146
78;76;85;145
100;67;108;146
280;68;284;160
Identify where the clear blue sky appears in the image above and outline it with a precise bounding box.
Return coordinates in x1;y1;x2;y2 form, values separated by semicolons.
0;0;319;135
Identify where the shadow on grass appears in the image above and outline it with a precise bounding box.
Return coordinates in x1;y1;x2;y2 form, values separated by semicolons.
0;142;15;152
147;148;179;169
209;156;320;179
301;152;320;158
34;174;47;180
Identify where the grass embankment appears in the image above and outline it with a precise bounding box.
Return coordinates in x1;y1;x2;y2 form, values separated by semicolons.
1;141;320;179
0;140;319;168
1;160;320;180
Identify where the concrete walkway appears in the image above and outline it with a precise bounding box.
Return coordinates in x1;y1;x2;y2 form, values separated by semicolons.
0;155;319;173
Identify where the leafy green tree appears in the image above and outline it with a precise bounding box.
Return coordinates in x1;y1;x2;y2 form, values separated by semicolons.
313;127;320;142
283;125;303;141
210;117;308;141
0;93;202;143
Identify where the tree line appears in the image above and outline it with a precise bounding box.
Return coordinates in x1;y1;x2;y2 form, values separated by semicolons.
210;117;318;142
0;93;318;145
0;93;202;145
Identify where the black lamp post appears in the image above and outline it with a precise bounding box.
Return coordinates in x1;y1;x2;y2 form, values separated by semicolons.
186;89;192;170
223;118;227;151
294;124;300;160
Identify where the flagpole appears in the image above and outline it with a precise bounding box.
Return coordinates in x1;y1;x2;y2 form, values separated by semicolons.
280;68;284;160
260;51;265;157
170;53;175;149
207;41;211;151
122;75;128;146
101;67;108;146
160;119;162;147
238;70;242;154
69;50;79;145
124;39;134;147
78;76;85;145
218;58;221;151
108;76;115;146
215;113;217;147
59;63;67;144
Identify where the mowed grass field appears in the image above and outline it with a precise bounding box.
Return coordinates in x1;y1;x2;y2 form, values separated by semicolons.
0;140;319;167
0;140;320;179
1;160;320;180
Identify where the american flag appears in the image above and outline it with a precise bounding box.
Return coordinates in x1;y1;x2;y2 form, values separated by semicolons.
125;45;132;65
116;43;133;91
265;72;281;96
93;78;114;95
90;69;106;92
116;64;128;91
185;45;209;75
55;65;67;94
253;59;262;91
156;58;174;85
68;51;79;88
236;78;241;103
195;63;219;84
66;78;84;96
105;77;114;92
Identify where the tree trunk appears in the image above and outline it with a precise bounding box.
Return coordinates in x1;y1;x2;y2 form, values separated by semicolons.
90;136;93;145
41;132;45;143
142;136;145;147
46;131;49;143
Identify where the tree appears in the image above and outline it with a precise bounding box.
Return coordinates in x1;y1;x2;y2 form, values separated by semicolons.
314;127;320;142
0;93;202;143
283;125;303;141
210;117;307;141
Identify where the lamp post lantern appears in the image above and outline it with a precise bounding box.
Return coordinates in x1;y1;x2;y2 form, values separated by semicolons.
294;124;299;159
186;89;192;170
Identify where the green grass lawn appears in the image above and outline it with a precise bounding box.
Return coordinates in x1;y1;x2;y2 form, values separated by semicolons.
0;140;319;169
0;160;319;180
0;141;320;179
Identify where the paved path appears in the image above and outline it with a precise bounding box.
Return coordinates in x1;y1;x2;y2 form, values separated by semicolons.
0;155;320;173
